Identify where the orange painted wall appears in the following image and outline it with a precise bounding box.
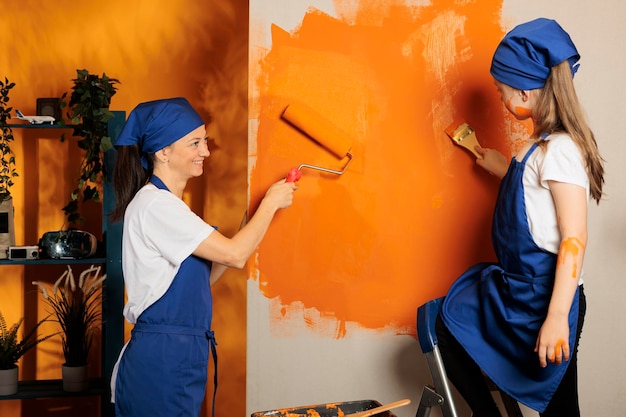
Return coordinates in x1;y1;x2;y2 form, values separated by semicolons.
0;1;247;416
249;1;529;337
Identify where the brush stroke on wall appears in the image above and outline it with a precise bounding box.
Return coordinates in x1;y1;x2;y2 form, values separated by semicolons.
249;0;528;338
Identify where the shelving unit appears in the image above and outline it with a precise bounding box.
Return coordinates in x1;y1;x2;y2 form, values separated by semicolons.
0;111;125;417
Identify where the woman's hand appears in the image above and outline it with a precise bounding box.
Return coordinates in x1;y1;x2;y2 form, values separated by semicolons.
475;145;508;178
262;179;297;210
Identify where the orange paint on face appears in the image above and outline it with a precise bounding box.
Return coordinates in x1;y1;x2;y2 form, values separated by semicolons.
250;1;507;336
558;237;585;279
505;95;532;119
514;105;533;119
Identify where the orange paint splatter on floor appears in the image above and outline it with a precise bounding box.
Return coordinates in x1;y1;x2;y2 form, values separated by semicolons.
249;1;511;336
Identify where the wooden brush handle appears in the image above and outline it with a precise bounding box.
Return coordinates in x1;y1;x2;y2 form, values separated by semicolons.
344;399;411;417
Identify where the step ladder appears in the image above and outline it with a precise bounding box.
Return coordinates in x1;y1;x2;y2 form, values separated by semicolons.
415;298;523;417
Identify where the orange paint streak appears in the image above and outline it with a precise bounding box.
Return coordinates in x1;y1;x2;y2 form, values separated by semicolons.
250;1;508;336
514;106;533;119
505;96;533;119
558;237;585;278
549;338;566;363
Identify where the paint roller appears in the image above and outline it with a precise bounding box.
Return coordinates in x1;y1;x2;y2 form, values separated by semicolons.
280;103;353;182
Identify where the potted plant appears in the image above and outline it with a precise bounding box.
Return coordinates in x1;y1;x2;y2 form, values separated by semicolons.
0;310;54;396
0;77;18;254
59;69;120;226
32;264;106;392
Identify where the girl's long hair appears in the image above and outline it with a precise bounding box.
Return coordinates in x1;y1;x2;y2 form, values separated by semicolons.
533;61;604;203
110;145;152;222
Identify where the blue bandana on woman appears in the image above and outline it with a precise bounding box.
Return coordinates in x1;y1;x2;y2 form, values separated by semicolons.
115;97;204;168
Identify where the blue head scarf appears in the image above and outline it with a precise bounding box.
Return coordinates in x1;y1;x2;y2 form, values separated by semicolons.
490;18;580;90
115;97;204;169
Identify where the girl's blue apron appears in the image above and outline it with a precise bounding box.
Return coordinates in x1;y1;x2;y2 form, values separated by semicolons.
115;175;218;417
441;143;579;412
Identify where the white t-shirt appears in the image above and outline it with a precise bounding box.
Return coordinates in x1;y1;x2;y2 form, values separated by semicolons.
111;184;214;402
121;183;215;324
518;133;589;283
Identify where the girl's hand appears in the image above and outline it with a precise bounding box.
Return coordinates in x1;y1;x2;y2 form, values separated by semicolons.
475;145;508;178
534;313;570;368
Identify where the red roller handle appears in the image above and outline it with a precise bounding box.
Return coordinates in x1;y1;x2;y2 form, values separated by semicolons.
286;167;302;182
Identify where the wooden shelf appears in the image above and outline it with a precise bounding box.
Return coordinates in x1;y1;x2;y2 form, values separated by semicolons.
6;123;76;129
2;378;107;400
0;111;126;417
0;258;107;266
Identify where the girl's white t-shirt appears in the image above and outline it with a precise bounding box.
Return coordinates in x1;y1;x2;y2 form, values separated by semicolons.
519;133;589;284
121;183;215;324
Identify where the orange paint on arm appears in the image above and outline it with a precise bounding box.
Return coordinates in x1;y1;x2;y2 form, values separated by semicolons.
557;237;585;279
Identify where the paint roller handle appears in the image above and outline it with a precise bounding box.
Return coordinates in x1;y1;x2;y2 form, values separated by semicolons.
286;167;302;182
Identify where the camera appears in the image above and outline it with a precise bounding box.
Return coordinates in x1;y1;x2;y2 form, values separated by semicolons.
7;246;40;260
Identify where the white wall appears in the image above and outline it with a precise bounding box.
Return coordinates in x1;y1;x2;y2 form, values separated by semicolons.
247;1;626;416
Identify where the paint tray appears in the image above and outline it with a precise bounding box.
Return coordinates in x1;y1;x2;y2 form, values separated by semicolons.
251;399;397;417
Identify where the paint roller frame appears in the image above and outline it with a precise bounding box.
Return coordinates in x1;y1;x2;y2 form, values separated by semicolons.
281;103;354;182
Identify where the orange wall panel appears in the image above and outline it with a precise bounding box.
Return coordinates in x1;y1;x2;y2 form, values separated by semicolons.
249;1;525;338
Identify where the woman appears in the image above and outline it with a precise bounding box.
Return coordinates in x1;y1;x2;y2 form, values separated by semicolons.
436;18;604;417
109;97;297;417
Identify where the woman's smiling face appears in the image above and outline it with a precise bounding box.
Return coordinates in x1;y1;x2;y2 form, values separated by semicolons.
167;125;210;179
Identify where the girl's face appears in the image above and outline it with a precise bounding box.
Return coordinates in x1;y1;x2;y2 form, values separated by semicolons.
494;79;533;120
165;125;210;179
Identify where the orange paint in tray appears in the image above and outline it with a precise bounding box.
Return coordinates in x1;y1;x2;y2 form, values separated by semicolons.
251;400;394;417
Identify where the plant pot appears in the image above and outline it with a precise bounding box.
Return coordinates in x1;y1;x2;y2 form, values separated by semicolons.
0;366;18;396
0;196;16;259
61;364;89;392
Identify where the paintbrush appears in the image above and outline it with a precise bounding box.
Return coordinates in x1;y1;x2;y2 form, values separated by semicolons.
445;121;482;159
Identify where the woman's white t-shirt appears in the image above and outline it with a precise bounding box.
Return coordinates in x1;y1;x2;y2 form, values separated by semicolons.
121;183;215;324
518;133;589;284
111;183;214;401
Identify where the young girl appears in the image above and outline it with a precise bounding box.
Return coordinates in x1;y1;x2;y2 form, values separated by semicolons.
109;98;297;417
436;18;604;417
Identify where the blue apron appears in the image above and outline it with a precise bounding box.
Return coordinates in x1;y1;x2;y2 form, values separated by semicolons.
115;175;218;417
441;143;579;412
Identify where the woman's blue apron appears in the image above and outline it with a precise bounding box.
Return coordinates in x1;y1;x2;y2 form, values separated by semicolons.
115;175;218;417
441;143;579;412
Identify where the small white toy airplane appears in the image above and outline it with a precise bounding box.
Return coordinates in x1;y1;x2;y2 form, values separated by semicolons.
15;109;55;124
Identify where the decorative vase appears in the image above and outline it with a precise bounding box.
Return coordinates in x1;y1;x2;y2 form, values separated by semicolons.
0;196;15;259
61;364;89;392
0;366;18;396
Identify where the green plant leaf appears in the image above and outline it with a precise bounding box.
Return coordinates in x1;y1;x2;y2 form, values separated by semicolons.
60;69;120;226
0;76;17;200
